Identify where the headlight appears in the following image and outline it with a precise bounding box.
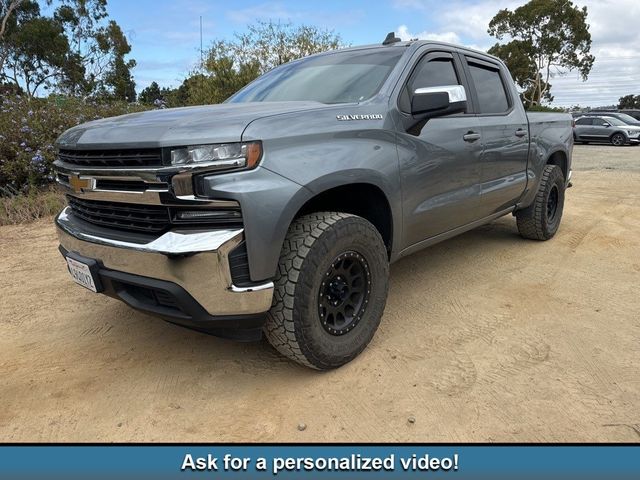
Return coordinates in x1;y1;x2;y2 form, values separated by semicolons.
170;141;262;170
628;130;637;136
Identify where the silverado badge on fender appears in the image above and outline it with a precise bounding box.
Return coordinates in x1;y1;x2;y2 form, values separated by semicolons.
336;114;384;121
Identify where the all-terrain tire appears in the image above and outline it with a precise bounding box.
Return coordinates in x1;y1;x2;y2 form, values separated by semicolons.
264;212;389;370
516;164;565;240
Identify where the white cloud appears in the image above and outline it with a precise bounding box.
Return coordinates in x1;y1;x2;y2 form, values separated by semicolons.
395;25;460;44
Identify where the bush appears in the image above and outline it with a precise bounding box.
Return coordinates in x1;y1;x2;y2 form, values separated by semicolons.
0;187;65;225
0;95;149;194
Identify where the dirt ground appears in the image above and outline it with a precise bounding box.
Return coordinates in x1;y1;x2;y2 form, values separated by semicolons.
1;145;639;442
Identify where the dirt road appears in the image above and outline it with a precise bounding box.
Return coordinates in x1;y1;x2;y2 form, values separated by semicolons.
1;145;639;442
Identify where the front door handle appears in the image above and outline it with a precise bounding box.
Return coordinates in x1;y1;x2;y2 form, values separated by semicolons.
515;128;527;137
463;132;481;142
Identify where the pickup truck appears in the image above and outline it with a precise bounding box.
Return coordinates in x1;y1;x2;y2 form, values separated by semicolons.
53;35;573;370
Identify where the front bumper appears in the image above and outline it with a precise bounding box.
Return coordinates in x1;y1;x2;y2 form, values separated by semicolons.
56;207;274;339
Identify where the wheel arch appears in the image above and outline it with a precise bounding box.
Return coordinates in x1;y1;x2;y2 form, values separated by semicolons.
546;149;569;181
293;181;396;258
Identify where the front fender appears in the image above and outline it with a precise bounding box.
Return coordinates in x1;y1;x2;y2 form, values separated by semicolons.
257;130;403;263
199;166;313;282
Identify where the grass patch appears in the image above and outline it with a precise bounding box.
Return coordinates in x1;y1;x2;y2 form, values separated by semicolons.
0;188;65;226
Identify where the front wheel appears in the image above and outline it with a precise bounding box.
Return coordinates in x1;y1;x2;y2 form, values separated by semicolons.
264;212;389;369
611;133;626;146
516;165;565;240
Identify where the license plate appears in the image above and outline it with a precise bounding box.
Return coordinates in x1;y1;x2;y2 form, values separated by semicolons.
66;256;98;292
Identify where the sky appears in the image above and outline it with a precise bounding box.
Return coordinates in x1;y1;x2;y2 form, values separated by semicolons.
104;0;640;108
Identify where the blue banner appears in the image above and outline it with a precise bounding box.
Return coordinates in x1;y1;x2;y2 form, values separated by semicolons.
0;445;638;479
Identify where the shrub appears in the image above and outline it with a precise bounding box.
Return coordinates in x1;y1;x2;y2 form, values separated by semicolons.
0;95;149;194
0;187;66;225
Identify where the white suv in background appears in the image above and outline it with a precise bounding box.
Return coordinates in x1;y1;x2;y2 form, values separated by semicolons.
573;116;640;146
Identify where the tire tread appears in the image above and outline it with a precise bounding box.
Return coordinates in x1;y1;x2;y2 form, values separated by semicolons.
516;164;564;240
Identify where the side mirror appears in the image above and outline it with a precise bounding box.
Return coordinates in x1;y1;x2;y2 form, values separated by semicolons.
411;85;467;117
603;122;611;127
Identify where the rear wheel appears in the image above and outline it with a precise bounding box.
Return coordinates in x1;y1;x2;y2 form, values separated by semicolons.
265;212;389;369
611;133;626;146
516;165;565;240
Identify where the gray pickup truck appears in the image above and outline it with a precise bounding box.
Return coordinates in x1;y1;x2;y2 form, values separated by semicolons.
54;36;573;369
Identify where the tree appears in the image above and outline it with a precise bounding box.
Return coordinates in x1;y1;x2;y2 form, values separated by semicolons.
161;83;188;107
233;20;342;74
190;40;260;104
53;1;135;97
0;0;25;73
190;20;343;105
1;2;80;96
0;0;136;98
138;81;161;104
618;94;640;110
103;54;135;101
487;0;595;108
99;20;135;101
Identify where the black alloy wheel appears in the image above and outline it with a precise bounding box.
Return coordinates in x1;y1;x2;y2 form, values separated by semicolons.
546;184;559;223
318;251;371;336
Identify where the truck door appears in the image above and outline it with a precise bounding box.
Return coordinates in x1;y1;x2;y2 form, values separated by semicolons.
394;50;483;248
462;55;529;215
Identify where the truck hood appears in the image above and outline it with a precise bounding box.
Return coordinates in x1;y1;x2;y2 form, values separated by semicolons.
56;101;326;149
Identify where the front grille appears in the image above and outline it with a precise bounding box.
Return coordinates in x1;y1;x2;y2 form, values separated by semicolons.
58;149;163;168
67;196;170;233
67;196;243;234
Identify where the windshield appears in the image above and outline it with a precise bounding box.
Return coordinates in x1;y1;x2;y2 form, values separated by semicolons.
227;48;405;104
604;117;627;126
615;113;639;124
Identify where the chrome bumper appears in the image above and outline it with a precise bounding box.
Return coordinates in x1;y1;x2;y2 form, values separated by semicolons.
56;207;274;317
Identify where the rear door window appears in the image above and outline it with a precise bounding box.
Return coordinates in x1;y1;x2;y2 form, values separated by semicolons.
467;60;510;114
576;118;592;125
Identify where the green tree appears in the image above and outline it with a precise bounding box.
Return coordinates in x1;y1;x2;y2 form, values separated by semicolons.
487;0;595;108
618;94;640;109
0;0;136;98
190;20;343;105
138;81;161;104
234;20;342;74
0;1;80;96
161;83;188;107
103;54;135;101
190;40;260;104
99;20;135;101
53;1;135;97
0;0;25;73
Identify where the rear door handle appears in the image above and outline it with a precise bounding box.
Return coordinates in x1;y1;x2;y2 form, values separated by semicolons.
515;128;527;137
463;132;481;142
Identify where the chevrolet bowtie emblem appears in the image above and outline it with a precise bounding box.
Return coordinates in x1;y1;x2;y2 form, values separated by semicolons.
68;175;95;193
